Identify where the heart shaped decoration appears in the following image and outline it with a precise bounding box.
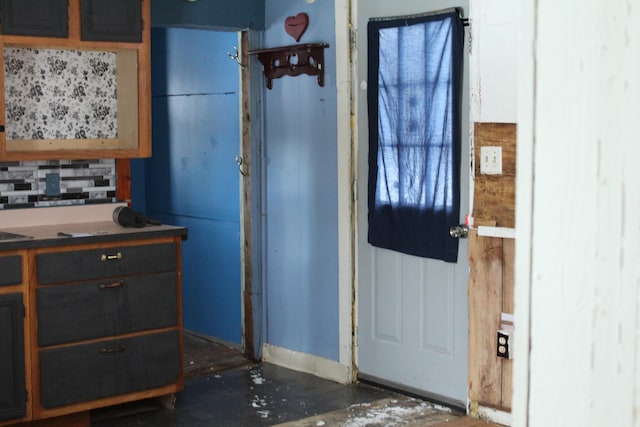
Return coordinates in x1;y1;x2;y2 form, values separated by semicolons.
284;13;309;42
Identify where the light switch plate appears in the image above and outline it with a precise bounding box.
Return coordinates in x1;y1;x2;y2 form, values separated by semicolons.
480;146;502;175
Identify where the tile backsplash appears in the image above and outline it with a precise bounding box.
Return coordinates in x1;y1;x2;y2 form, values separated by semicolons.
0;159;116;209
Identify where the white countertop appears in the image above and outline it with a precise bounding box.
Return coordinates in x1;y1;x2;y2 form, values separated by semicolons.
0;203;187;250
0;203;127;229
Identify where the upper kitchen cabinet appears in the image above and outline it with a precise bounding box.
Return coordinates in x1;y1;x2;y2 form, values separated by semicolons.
0;0;151;160
80;0;142;43
0;0;68;38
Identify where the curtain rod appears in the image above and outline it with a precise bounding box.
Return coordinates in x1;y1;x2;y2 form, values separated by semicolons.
369;7;469;27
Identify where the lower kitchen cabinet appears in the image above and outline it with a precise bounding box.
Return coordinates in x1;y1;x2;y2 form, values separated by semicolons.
36;242;177;284
40;331;180;408
0;231;185;426
36;271;178;346
0;256;21;287
0;293;26;422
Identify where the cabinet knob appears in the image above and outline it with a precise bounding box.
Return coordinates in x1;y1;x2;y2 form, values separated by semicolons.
101;252;122;261
99;345;126;354
99;281;124;289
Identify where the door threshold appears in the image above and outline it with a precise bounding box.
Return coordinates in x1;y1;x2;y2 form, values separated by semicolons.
358;373;466;412
183;329;243;351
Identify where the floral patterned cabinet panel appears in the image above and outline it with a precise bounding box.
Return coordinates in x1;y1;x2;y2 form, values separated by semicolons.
1;46;139;159
0;0;151;161
5;48;119;141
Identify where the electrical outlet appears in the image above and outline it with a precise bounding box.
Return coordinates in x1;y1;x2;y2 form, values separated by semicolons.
480;146;502;175
497;330;511;359
45;173;60;197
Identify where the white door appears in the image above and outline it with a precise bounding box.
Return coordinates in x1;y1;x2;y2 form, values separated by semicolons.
355;0;470;407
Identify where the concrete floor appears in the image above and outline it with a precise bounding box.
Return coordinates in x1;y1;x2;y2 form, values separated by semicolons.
91;335;501;426
91;363;468;426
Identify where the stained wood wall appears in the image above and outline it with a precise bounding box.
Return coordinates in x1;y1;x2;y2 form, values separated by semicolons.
473;123;517;227
468;231;514;410
468;122;516;412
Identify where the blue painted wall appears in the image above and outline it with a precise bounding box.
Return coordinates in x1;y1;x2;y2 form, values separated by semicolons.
134;0;342;360
151;0;265;31
133;28;242;344
263;1;339;361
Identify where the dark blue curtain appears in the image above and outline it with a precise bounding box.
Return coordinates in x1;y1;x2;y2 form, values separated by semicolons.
367;10;464;263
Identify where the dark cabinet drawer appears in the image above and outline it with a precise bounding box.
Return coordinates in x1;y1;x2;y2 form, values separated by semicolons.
0;255;21;287
37;243;177;284
40;331;180;409
0;293;26;421
37;272;178;346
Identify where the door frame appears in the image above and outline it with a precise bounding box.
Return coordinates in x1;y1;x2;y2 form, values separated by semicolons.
512;0;535;422
121;28;256;356
347;0;472;404
240;29;265;360
335;0;356;378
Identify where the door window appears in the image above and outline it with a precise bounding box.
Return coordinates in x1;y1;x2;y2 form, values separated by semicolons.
367;10;464;262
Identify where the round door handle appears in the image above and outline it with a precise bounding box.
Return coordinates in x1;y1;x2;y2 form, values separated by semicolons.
449;224;469;239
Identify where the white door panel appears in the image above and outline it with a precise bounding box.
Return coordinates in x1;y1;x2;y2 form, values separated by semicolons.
355;0;470;407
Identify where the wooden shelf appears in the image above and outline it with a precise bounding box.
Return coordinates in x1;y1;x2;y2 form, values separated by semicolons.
249;43;329;89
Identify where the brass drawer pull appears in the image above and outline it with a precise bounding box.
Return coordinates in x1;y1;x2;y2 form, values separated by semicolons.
101;252;122;261
99;281;124;289
99;345;126;354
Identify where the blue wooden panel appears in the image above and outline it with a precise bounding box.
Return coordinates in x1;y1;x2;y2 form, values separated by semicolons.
147;94;240;221
263;0;340;361
151;28;239;97
133;27;241;344
151;0;265;31
154;213;241;343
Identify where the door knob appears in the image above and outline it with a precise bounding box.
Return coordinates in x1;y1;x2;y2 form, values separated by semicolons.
449;224;469;239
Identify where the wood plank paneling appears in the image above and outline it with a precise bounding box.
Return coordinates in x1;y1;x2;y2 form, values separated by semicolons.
501;239;515;315
433;417;503;427
473;123;516;227
468;230;515;411
468;230;503;407
469;122;516;414
473;176;515;227
500;238;515;409
240;30;256;360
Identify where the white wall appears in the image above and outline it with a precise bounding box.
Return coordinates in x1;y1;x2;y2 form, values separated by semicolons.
469;0;517;123
515;1;640;426
469;1;517;216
